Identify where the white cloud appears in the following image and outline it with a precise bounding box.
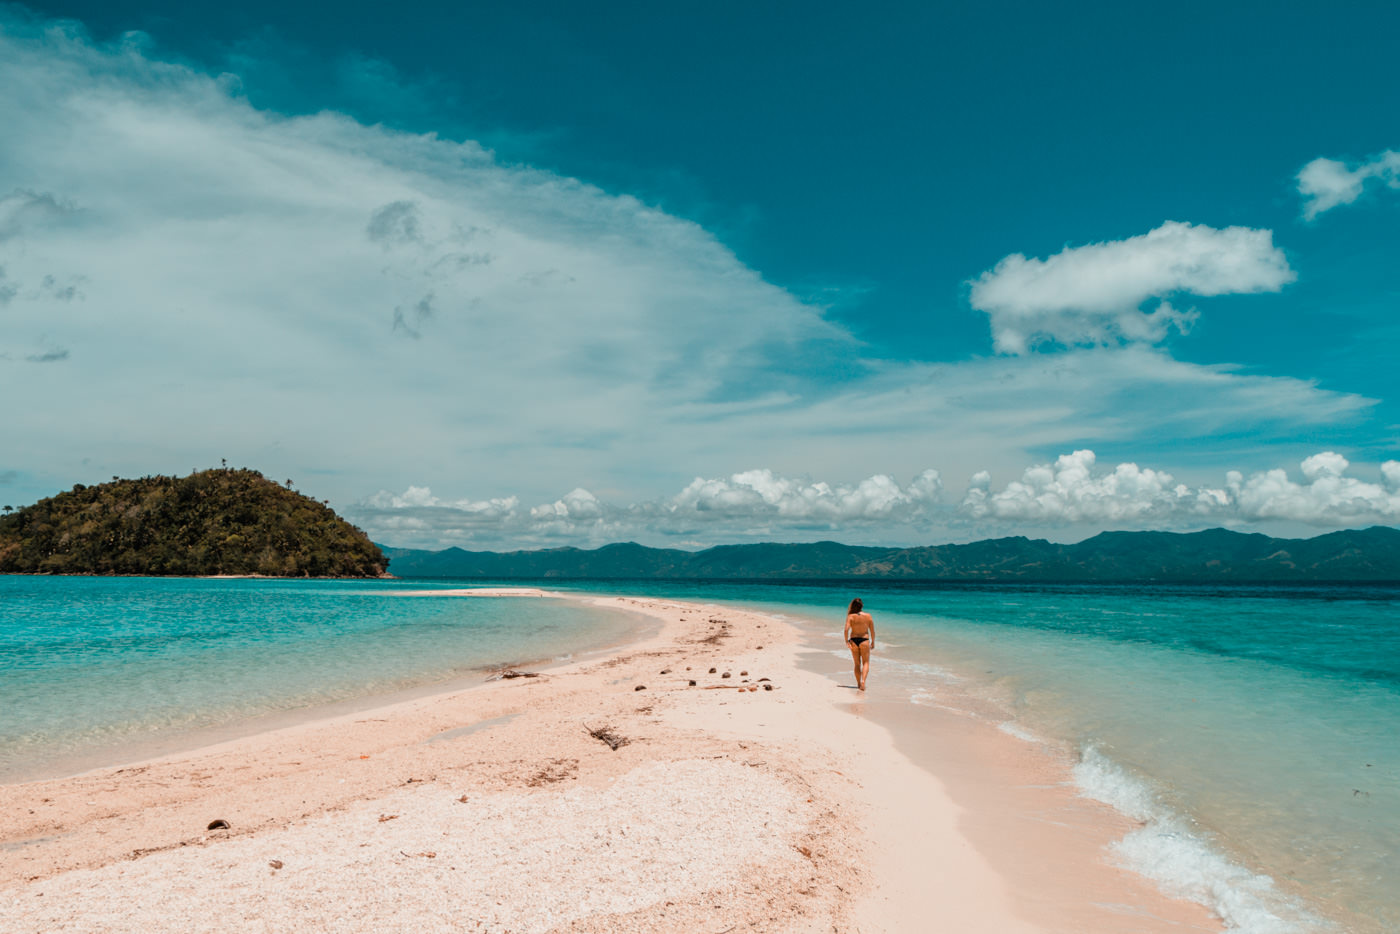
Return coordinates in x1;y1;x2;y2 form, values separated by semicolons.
667;468;942;522
1223;453;1400;524
963;450;1400;527
0;16;1379;539
968;221;1295;354
353;468;946;547
961;450;1192;522
353;453;1400;549
1297;150;1400;219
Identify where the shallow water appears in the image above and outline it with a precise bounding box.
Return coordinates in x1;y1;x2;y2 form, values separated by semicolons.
4;575;1395;931
542;580;1400;934
0;576;644;782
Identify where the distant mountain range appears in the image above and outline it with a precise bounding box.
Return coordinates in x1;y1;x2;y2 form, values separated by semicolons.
382;526;1400;582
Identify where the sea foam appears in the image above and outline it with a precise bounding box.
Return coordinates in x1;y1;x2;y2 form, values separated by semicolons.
1073;746;1320;934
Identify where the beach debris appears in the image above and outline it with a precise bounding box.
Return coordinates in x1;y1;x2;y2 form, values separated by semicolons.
721;672;731;679
660;668;672;674
487;669;540;681
634;684;646;691
756;646;763;650
268;860;284;870
207;820;230;831
764;684;773;691
378;814;399;823
584;723;630;751
688;680;697;686
456;795;469;803
685;666;691;670
708;667;717;674
795;844;813;860
401;850;437;859
757;677;770;682
527;758;578;786
740;670;748;676
747;686;758;692
359;755;370;760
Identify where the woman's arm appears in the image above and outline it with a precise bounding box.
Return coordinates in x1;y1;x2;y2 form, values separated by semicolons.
843;614;852;643
868;617;875;648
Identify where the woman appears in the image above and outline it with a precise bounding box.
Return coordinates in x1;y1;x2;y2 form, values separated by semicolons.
844;597;875;691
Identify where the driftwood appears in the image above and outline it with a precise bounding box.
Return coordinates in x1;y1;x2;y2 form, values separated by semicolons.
486;669;540;681
584;723;629;751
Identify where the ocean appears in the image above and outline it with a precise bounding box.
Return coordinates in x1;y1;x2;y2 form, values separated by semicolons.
0;576;649;783
2;575;1395;932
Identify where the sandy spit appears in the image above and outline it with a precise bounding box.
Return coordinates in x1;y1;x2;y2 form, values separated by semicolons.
0;595;1220;932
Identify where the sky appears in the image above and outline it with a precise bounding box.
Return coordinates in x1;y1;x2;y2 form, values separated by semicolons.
2;0;1398;550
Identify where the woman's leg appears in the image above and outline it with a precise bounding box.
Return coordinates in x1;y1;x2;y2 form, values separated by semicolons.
858;642;872;690
848;642;862;687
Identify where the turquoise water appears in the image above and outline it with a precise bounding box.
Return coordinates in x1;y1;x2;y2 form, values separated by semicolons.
0;577;645;782
542;580;1400;934
3;576;1396;932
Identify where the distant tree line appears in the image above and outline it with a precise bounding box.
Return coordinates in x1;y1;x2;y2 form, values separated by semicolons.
0;468;387;577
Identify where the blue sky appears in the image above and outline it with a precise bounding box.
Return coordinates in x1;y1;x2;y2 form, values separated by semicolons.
2;0;1398;548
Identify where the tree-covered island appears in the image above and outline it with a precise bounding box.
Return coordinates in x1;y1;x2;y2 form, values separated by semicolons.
0;468;387;577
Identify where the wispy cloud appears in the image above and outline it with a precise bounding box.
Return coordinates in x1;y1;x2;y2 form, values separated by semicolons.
1297;150;1400;219
968;222;1294;354
0;14;1380;539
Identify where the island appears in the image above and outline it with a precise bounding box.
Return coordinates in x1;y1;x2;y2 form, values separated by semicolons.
0;468;387;577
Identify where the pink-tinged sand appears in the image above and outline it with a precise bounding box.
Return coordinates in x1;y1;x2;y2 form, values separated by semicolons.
0;595;1222;932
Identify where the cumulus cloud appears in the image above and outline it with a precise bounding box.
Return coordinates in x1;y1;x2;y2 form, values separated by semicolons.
1297;150;1400;219
352;453;1400;549
961;450;1192;522
667;468;942;523
351;468;947;547
968;222;1295;354
1222;452;1400;524
0;14;1376;527
962;450;1400;527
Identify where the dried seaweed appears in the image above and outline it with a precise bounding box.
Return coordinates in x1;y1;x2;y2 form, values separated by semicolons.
486;669;540;681
583;723;629;751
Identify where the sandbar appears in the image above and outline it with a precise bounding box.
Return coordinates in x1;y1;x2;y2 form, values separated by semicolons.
0;594;1223;932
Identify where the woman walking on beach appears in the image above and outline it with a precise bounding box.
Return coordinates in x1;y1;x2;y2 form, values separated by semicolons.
845;598;874;691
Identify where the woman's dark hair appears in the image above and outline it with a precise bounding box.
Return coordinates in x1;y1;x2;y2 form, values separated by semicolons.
848;597;863;615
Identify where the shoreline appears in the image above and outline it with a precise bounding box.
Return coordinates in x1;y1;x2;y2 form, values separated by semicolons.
0;588;656;788
1;593;1222;932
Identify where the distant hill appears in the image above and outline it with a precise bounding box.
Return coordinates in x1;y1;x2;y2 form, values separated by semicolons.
382;526;1400;582
0;469;387;577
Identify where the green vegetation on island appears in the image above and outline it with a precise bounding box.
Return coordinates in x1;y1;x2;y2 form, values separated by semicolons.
0;468;387;577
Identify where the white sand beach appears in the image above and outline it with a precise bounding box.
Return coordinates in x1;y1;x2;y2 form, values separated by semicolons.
0;595;1223;932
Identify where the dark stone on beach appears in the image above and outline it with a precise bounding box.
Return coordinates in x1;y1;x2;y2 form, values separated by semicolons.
207;819;230;831
634;684;646;691
660;668;672;674
708;667;717;673
756;646;763;650
740;670;748;676
269;860;284;869
721;672;731;679
688;680;697;686
757;677;770;682
764;684;773;691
